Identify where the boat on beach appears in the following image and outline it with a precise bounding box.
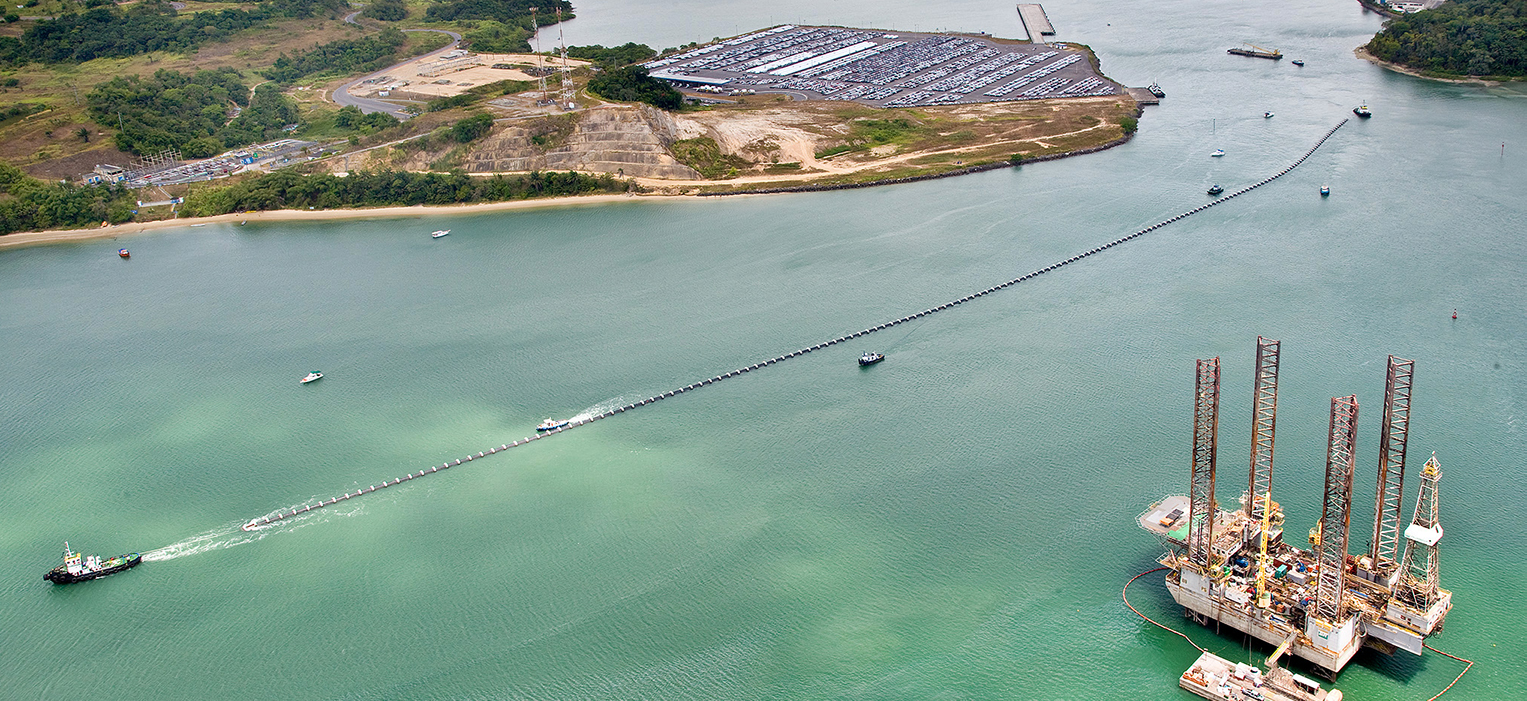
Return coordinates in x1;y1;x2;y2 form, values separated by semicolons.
44;542;141;584
536;418;570;432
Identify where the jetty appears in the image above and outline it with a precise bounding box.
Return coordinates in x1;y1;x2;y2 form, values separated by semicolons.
241;119;1349;533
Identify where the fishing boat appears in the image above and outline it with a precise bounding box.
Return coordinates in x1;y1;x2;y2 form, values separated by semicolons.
536;418;570;432
1321;185;1330;197
300;371;323;384
1211;149;1225;157
1264;111;1274;118
44;542;141;584
1354;104;1372;118
858;351;885;366
1147;83;1165;98
117;248;130;258
1291;59;1305;66
431;230;450;239
1207;185;1224;196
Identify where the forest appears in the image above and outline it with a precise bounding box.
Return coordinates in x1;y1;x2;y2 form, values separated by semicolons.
0;0;349;65
262;28;408;83
87;70;298;156
566;43;658;68
1365;0;1527;77
179;169;627;216
0;163;134;235
586;66;682;110
424;0;571;24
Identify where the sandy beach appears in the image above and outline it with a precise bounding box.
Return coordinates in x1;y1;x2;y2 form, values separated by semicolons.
0;193;709;251
1353;47;1505;85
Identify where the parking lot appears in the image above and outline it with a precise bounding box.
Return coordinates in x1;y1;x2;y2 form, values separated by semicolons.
645;26;1119;108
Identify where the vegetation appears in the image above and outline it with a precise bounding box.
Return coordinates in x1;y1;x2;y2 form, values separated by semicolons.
361;0;407;21
0;0;350;65
1365;0;1527;77
450;112;495;142
586;65;681;110
178;168;625;216
670;137;749;179
1120;116;1138;134
0;162;134;235
566;43;656;68
86;69;297;156
261;27;407;83
424;0;571;24
462;20;533;53
332;105;399;133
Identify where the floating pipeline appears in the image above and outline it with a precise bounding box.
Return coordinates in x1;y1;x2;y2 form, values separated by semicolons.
240;119;1348;532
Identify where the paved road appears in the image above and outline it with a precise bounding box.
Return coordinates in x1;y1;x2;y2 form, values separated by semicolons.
333;24;463;118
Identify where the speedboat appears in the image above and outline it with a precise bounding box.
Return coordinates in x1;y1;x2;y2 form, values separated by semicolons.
536;418;570;432
300;371;323;384
1207;185;1224;196
1211;149;1225;157
118;248;130;258
1320;185;1330;196
1291;59;1304;66
858;351;885;366
431;230;450;238
1354;104;1371;118
1263;111;1274;118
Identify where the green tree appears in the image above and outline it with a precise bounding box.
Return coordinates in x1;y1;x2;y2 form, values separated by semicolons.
451;112;495;142
362;0;407;21
586;65;682;110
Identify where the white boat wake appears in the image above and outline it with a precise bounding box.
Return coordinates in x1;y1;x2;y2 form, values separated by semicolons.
143;499;367;561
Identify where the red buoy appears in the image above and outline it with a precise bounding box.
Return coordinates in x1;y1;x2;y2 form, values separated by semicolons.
1452;310;1458;320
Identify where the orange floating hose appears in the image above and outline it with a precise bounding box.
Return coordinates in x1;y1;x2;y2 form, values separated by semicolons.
1421;644;1474;701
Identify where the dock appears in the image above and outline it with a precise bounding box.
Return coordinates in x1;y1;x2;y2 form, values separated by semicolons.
1017;4;1056;42
1126;87;1160;105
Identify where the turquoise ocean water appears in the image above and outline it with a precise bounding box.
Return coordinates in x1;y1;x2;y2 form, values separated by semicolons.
2;0;1523;698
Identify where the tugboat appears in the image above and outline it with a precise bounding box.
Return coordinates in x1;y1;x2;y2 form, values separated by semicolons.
536;418;570;432
858;351;885;366
44;542;141;584
1321;185;1330;197
1147;83;1165;98
1207;185;1224;196
431;230;450;239
300;371;323;384
1354;104;1372;118
118;248;130;259
1211;149;1225;158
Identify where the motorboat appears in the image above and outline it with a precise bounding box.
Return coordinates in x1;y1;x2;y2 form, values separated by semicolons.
1291;59;1305;66
1147;83;1165;98
536;418;570;432
1354;104;1372;118
300;371;323;384
858;352;885;366
1320;185;1330;197
431;230;450;238
1207;185;1224;196
1211;149;1225;157
1263;111;1274;118
118;248;130;258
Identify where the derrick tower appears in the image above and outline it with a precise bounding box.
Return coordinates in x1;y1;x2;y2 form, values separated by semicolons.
1369;356;1415;575
1394;454;1444;611
1246;336;1280;523
1313;396;1358;623
1187;357;1221;569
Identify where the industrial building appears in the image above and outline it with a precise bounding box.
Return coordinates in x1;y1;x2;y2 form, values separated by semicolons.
1138;337;1452;679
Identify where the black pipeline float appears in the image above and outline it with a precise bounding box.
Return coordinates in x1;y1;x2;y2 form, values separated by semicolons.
241;119;1349;532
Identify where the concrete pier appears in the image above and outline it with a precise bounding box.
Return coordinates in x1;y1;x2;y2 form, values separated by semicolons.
239;120;1348;533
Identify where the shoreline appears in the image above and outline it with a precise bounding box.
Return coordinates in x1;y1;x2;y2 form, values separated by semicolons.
1353;46;1506;85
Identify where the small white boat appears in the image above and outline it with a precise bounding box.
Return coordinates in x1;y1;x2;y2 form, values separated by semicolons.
300;371;323;384
1264;111;1274;118
536;418;570;432
431;230;450;239
1320;185;1330;197
1211;149;1226;157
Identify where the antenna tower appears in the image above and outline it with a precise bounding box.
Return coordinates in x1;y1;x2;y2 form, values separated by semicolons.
531;8;548;104
1394;454;1443;610
1187;357;1221;569
1369;355;1415;571
1246;336;1280;523
1313;396;1358;622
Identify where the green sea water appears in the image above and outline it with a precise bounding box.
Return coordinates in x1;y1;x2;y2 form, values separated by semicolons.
2;1;1524;698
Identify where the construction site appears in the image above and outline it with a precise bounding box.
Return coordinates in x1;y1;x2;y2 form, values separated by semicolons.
1136;338;1455;698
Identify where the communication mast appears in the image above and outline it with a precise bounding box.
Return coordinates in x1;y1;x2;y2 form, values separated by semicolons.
531;8;548;104
1187;357;1221;569
1312;395;1358;622
556;9;575;108
1369;355;1415;574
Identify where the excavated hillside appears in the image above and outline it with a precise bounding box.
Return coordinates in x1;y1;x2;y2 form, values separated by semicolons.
463;105;700;180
